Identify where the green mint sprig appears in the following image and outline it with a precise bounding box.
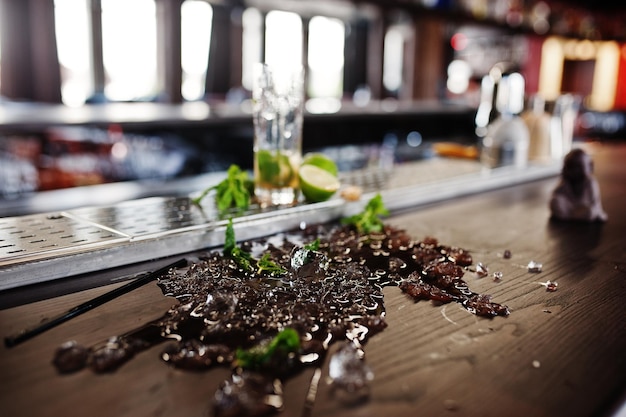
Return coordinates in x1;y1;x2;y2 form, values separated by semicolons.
256;253;287;275
223;218;254;272
223;218;286;276
234;328;300;370
341;193;389;234
192;164;253;212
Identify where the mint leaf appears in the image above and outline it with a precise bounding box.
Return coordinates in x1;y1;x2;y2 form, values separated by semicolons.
235;328;300;370
304;238;320;251
256;253;287;276
341;193;389;234
223;218;253;272
193;164;253;212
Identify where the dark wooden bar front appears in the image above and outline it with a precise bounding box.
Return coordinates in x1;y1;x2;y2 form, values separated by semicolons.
1;141;624;417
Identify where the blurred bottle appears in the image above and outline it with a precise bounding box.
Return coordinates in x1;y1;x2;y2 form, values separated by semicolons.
474;70;499;139
549;94;580;160
479;63;529;168
522;94;552;163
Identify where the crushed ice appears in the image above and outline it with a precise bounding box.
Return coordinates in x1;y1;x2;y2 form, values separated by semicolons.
328;341;373;404
527;261;543;273
541;280;558;292
475;262;489;277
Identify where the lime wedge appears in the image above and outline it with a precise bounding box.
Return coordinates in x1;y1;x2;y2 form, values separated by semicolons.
299;164;340;202
302;152;338;176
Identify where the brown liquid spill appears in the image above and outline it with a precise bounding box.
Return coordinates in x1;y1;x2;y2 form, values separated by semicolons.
53;223;509;416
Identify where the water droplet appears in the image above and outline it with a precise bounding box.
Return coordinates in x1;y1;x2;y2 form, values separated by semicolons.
542;280;558;292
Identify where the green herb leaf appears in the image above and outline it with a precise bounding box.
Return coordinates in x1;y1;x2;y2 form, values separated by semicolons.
257;253;287;276
224;219;287;275
341;193;389;234
192;164;253;212
223;217;236;254
223;218;253;272
304;238;320;251
235;328;300;370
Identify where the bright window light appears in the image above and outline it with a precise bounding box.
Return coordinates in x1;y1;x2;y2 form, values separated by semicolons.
101;0;157;101
265;11;302;72
54;0;93;106
242;8;263;91
539;37;618;110
538;37;564;101
446;59;472;95
308;16;345;98
181;0;212;101
383;26;404;93
0;13;2;91
590;41;619;111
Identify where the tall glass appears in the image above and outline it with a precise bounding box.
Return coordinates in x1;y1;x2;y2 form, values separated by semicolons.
252;63;304;206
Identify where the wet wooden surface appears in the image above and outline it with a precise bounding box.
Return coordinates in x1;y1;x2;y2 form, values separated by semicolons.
1;141;625;417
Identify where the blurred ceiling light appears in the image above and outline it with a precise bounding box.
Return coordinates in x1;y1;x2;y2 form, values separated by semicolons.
575;40;596;60
589;41;619;111
446;59;471;94
450;33;468;51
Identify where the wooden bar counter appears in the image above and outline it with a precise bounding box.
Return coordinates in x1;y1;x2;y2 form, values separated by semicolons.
1;141;625;417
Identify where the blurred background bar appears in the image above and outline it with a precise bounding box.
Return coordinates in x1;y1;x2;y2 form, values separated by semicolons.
0;0;625;216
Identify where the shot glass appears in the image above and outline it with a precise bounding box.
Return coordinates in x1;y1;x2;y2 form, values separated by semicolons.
252;63;304;206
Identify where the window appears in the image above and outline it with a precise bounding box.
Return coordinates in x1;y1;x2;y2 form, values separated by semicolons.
539;36;619;110
54;0;92;106
0;10;2;92
241;7;263;91
308;16;345;99
55;0;159;104
181;1;213;101
383;25;405;95
242;9;346;104
55;0;215;104
265;11;302;72
101;0;157;101
50;2;363;106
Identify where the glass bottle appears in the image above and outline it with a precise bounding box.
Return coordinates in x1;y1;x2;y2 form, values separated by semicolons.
480;67;529;169
522;94;552;163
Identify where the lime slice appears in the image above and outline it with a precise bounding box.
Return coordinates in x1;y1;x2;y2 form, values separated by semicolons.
299;164;340;202
302;152;338;176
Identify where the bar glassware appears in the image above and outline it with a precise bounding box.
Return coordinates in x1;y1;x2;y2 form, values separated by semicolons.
252;63;304;206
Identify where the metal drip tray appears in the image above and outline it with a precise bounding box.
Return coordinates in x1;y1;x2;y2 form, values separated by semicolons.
0;196;348;290
0;158;561;290
68;197;212;237
0;213;128;263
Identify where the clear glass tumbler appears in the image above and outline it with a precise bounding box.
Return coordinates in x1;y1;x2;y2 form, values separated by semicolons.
252;63;304;206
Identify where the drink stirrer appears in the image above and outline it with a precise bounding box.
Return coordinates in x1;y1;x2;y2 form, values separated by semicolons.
4;258;187;348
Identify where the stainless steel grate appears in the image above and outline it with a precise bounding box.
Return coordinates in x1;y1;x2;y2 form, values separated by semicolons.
0;212;128;263
67;197;212;238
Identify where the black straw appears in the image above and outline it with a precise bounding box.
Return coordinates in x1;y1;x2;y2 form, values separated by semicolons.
4;258;187;348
